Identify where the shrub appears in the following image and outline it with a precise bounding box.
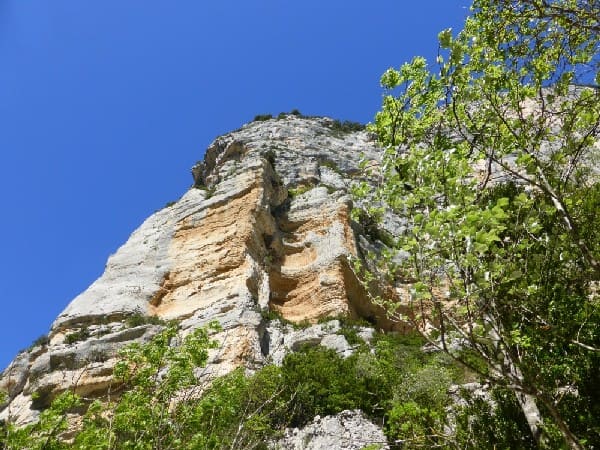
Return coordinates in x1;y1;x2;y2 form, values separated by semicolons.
5;321;469;449
259;308;284;322
125;312;167;328
263;149;276;166
281;346;374;426
64;328;90;344
327;119;365;134
259;308;311;330
29;334;49;349
453;386;536;449
287;184;314;198
253;114;273;122
331;316;372;346
320;159;342;174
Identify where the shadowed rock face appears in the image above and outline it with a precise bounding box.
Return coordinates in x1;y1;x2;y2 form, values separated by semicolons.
0;116;395;425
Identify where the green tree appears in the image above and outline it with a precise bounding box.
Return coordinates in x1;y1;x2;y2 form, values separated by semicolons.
1;323;221;450
1;325;460;449
360;1;600;448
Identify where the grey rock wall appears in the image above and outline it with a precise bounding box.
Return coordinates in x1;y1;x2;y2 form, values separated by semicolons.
273;410;389;450
1;115;397;426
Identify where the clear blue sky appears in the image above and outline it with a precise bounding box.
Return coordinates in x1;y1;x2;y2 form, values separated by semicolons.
0;1;469;370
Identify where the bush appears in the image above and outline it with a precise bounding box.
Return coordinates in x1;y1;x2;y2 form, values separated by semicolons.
327;119;365;134
259;308;311;330
29;334;49;349
64;328;90;344
178;365;287;448
453;387;536;449
263;149;276;166
281;347;373;426
125;312;167;328
253;114;273;122
5;322;470;449
287;184;314;198
320;159;342;174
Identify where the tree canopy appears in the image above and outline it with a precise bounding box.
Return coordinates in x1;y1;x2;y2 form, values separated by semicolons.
2;1;599;449
359;0;600;448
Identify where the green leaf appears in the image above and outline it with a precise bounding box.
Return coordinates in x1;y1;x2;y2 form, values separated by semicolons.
438;28;453;48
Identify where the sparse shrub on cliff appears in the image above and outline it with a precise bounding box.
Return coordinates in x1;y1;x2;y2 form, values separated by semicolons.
317;315;371;346
326;119;365;135
28;334;49;350
253;109;309;122
277;109;304;119
337;326;363;346
64;327;90;344
258;307;281;322
259;307;311;330
319;159;342;174
263;149;276;166
195;184;216;198
125;312;167;328
287;184;314;198
253;114;273;122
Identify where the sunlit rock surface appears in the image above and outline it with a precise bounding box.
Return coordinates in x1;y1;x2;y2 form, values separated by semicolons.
1;116;395;425
273;409;390;450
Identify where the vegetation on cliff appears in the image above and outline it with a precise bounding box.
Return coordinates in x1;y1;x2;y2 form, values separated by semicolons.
1;322;479;449
2;1;599;449
353;0;600;448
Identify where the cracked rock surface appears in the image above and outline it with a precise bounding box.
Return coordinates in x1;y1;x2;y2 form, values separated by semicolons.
273;410;389;450
1;116;395;426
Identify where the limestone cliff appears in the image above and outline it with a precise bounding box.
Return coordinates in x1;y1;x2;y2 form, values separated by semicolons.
0;115;394;428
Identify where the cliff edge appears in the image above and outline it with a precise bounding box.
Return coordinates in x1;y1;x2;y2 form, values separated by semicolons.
0;115;396;427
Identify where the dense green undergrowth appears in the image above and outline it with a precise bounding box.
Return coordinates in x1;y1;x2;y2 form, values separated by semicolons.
0;320;540;449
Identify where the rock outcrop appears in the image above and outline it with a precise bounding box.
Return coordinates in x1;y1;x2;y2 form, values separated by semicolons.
0;115;394;427
273;410;390;450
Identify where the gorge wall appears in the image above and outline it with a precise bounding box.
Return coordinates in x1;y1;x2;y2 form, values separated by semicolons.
0;115;401;428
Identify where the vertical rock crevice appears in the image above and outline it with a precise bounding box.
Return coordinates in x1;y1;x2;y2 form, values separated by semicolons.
1;116;389;425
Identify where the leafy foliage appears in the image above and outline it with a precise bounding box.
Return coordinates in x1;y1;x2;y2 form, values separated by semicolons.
453;386;537;449
2;323;220;449
287;184;315;198
326;119;366;134
2;391;82;450
253;114;273;122
5;3;599;449
28;334;50;350
124;312;168;328
64;327;91;345
1;323;463;449
360;0;600;448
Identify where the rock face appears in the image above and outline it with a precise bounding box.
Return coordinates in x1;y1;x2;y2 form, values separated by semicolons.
0;116;393;429
273;410;390;450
